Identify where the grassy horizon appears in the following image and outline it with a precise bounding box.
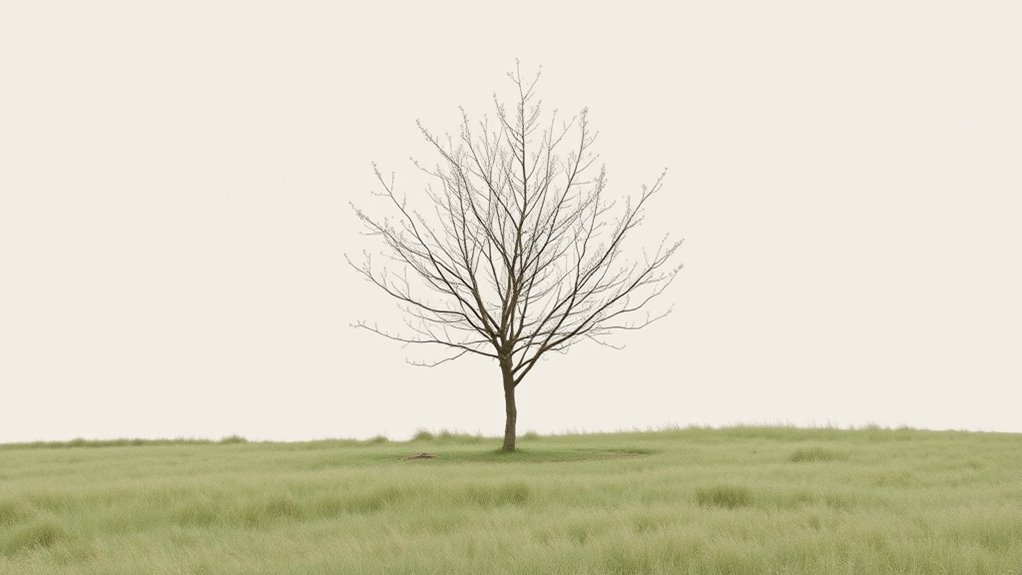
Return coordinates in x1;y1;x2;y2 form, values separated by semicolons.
5;422;1016;449
1;426;1019;574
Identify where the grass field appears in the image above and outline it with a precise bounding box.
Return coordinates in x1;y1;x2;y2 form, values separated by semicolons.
0;426;1019;574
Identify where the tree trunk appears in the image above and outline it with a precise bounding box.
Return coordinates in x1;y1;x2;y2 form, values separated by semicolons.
500;360;516;452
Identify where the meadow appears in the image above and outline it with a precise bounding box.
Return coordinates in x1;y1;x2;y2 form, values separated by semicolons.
0;426;1019;574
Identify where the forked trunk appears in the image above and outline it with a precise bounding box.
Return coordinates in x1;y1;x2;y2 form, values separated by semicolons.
500;360;516;452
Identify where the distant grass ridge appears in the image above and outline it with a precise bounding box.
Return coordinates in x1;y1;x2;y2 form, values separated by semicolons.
1;436;250;449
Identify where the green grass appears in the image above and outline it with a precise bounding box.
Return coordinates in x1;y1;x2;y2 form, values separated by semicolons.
0;426;1019;574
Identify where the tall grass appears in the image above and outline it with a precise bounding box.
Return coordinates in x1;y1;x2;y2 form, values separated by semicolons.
0;427;1019;574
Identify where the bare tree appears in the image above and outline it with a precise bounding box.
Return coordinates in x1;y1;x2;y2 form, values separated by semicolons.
348;64;682;452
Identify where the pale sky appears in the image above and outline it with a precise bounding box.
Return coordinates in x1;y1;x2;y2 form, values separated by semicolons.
1;1;1020;443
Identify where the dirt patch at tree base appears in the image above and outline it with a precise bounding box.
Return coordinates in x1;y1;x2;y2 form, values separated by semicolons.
402;452;436;460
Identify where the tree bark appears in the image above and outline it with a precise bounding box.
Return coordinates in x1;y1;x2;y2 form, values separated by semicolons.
500;360;516;452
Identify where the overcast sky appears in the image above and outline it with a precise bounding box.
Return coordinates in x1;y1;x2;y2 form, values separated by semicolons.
1;1;1020;443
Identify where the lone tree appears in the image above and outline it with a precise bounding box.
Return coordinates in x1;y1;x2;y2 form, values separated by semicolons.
349;64;682;452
